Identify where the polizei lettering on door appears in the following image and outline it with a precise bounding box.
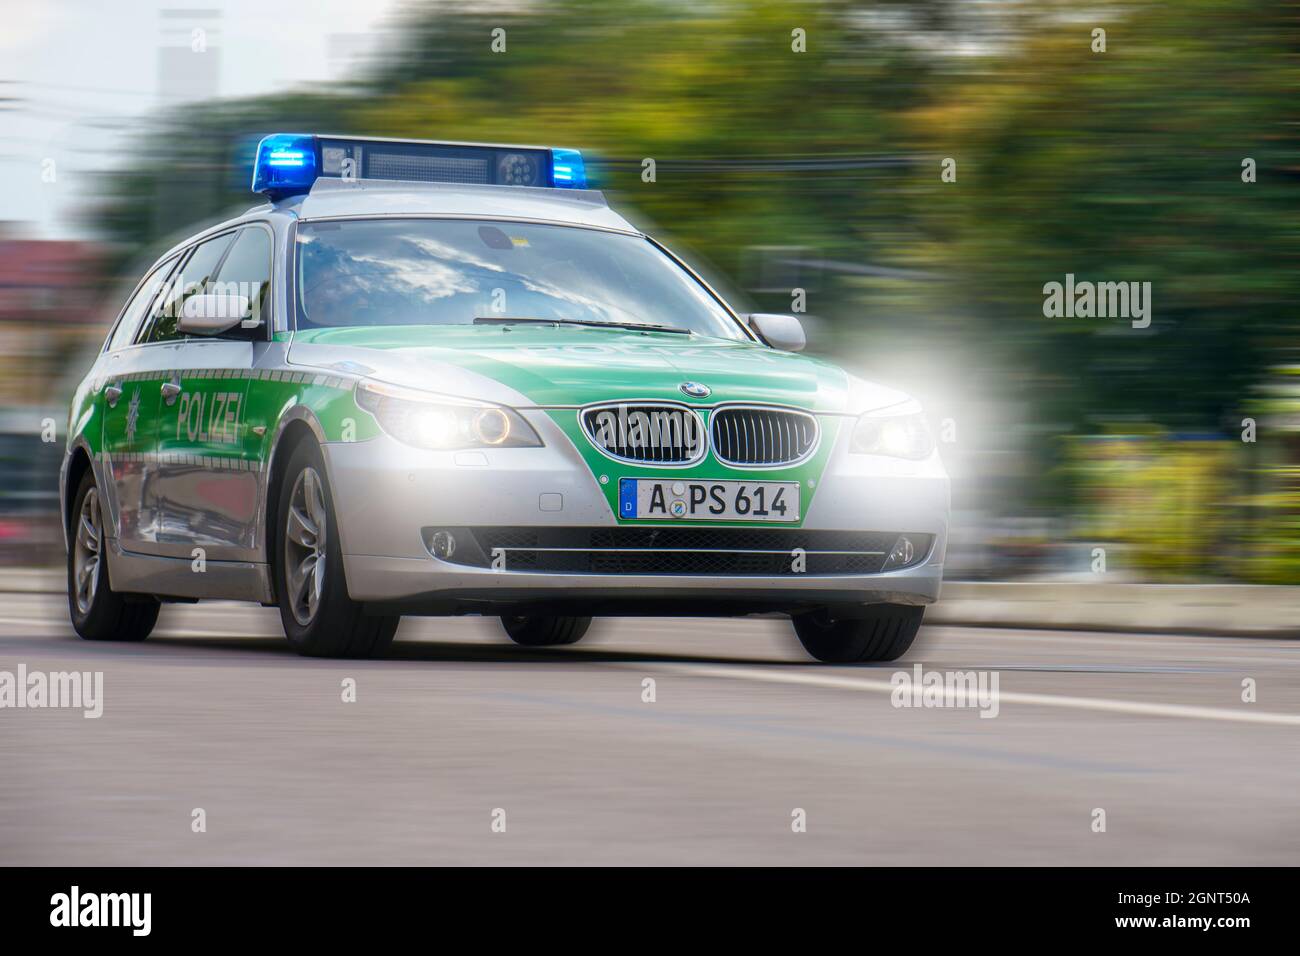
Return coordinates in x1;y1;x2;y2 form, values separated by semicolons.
176;390;243;444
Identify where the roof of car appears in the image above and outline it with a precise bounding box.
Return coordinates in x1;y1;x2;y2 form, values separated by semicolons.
152;178;642;268
291;178;640;233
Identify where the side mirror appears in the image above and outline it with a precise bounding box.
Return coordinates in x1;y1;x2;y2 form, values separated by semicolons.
747;313;806;352
178;292;253;336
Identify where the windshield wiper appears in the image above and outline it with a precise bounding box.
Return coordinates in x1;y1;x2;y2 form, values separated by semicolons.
473;316;692;335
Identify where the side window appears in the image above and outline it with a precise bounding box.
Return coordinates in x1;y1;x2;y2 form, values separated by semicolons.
210;226;273;338
105;255;178;352
139;232;235;344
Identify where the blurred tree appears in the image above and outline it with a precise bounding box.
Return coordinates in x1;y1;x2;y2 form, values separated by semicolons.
916;0;1300;436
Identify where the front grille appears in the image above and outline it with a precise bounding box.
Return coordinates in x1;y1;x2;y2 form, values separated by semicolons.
445;527;932;576
711;406;818;466
581;402;706;464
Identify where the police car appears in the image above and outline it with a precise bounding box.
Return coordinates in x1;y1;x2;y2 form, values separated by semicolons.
61;133;948;662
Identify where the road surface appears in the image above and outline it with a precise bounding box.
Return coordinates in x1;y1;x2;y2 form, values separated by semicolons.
1;591;1297;865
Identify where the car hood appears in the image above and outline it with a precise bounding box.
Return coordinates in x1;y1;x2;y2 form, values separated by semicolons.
287;325;909;414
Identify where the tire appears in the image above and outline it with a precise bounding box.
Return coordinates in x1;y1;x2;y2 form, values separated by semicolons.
274;437;399;658
501;615;591;647
793;604;924;663
67;469;160;642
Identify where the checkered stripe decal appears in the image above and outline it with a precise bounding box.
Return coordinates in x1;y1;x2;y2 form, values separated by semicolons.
93;368;353;389
102;450;264;472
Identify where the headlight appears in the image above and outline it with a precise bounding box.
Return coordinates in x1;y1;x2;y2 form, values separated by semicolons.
355;380;542;450
849;409;933;459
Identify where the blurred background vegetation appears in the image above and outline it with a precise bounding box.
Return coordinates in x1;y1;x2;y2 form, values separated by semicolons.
15;0;1300;579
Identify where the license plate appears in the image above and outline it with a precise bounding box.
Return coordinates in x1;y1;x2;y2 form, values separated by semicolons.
618;478;799;522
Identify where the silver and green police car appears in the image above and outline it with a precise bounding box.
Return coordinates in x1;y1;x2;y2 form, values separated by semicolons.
61;133;948;662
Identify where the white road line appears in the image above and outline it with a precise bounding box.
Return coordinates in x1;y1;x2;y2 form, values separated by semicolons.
0;617;279;639
643;663;1300;727
931;627;1297;651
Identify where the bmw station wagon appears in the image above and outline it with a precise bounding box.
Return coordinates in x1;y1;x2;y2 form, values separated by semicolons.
61;134;949;663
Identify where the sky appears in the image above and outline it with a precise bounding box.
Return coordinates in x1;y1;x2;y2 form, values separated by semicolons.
0;0;403;240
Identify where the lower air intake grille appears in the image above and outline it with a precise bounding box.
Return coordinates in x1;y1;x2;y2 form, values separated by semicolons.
443;528;931;576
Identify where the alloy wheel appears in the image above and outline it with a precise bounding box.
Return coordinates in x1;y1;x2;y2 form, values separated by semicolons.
73;487;102;615
284;467;327;626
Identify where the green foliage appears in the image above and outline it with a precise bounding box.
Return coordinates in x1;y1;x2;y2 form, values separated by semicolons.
1065;433;1242;580
1238;467;1300;584
922;0;1300;432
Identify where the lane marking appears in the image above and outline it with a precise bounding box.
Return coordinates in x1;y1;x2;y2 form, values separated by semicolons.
929;627;1300;651
0;617;279;638
642;663;1300;727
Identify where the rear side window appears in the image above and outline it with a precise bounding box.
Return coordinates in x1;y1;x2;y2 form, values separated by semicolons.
140;232;235;344
210;226;273;335
106;255;178;352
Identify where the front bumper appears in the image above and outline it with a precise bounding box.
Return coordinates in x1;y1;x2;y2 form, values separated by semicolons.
323;410;949;614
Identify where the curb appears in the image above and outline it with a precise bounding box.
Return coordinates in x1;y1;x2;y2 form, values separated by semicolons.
928;581;1300;638
0;569;63;594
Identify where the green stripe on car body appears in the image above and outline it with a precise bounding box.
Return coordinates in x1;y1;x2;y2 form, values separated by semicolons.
78;366;377;454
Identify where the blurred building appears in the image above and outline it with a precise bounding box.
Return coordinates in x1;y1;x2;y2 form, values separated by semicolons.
0;227;107;563
0;228;105;405
157;8;222;104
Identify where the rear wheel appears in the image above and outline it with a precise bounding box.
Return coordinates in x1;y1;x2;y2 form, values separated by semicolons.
501;615;591;647
67;470;159;642
793;604;924;663
274;438;399;658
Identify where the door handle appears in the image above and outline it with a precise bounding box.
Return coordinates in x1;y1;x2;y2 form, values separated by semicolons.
161;380;182;404
104;385;123;407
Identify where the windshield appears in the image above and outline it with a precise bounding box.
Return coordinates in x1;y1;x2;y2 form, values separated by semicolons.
294;218;747;339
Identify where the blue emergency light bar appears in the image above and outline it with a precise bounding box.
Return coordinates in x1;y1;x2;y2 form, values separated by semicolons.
251;133;588;199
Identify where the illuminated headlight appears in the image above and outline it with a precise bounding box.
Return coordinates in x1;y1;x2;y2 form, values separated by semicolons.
850;409;934;459
355;381;542;450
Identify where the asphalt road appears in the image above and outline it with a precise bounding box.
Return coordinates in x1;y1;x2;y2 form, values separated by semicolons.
2;591;1297;865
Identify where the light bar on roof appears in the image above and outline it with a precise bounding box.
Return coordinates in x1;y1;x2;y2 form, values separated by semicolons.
549;148;587;187
251;134;318;199
251;133;588;198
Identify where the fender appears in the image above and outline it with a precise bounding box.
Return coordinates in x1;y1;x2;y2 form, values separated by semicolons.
257;402;331;564
59;436;106;552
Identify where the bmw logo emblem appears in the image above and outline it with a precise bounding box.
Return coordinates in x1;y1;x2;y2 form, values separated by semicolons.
679;382;711;399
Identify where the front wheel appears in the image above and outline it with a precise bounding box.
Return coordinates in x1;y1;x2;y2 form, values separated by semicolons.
67;470;159;642
274;438;399;658
793;604;924;663
501;615;591;647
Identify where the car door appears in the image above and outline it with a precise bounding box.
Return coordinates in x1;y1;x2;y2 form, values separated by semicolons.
98;253;179;555
153;224;272;562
